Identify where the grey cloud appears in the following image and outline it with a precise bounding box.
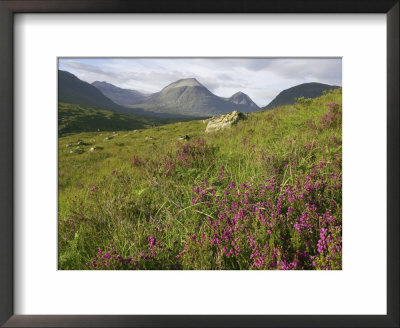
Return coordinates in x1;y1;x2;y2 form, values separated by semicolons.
216;73;233;81
256;59;342;84
62;61;140;82
188;58;342;86
199;80;220;92
196;77;246;94
254;89;281;99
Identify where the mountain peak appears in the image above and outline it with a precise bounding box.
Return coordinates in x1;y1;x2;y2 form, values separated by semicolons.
92;80;148;106
92;81;121;90
168;78;203;89
227;91;259;110
93;81;112;86
58;70;124;112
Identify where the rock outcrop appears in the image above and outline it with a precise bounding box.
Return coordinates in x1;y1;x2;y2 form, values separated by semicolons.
205;111;245;133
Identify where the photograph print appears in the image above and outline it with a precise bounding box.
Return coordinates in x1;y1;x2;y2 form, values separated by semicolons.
58;58;342;270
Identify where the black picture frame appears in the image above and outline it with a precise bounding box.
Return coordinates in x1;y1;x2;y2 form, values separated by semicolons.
0;1;398;327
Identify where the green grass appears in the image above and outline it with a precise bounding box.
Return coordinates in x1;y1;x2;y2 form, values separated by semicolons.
58;102;198;137
58;88;342;270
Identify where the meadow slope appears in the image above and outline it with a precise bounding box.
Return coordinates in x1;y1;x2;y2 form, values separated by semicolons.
58;88;342;270
58;102;198;137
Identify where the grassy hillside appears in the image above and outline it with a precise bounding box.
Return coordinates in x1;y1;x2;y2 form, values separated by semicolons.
58;88;342;270
262;82;340;110
58;102;196;136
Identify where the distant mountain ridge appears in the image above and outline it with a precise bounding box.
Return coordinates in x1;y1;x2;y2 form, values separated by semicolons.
127;78;258;116
261;82;340;110
59;71;259;117
92;81;149;105
59;71;195;118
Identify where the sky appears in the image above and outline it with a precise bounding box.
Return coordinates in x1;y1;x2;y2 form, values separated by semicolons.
59;58;342;107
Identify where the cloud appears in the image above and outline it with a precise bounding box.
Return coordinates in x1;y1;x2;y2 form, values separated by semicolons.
59;57;342;107
260;58;342;84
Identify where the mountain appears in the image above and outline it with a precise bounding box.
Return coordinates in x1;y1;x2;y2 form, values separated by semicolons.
261;82;340;110
226;91;259;112
92;81;148;105
58;70;127;112
59;71;259;118
129;78;258;117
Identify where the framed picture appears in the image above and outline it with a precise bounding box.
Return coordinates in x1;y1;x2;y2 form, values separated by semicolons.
0;0;398;327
